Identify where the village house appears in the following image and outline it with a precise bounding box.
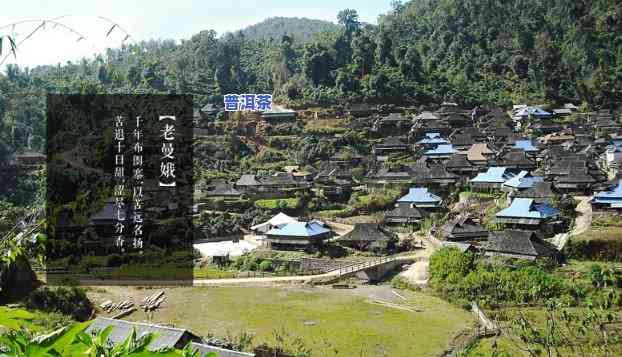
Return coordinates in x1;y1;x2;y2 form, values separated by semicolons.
513;181;557;204
495;198;560;233
483;230;560;261
314;168;354;201
373;112;412;134
501;171;544;194
264;220;332;250
396;187;443;209
336;223;398;252
415;132;450;149
373;137;410;161
538;132;575;146
235;172;309;197
553;167;597;193
347;103;376;118
600;141;622;176
204;181;244;201
260;105;297;122
511;139;539;154
511;106;552;121
466;143;495;167
591;179;622;212
329;149;364;168
251;212;298;234
445;153;477;177
469;167;514;191
383;203;427;228
11;151;46;167
423;144;457;160
492;150;537;171
438;215;489;241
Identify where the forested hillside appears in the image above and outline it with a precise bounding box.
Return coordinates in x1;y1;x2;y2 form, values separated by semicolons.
238;17;340;43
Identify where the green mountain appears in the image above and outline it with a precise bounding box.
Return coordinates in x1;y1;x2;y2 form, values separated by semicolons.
238;17;340;42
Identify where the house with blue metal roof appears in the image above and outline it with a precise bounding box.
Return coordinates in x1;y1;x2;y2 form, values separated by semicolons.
469;167;514;190
396;187;442;209
423;144;457;159
502;171;544;192
495;198;560;230
512;140;539;153
416;132;449;148
265;220;332;249
592;179;622;210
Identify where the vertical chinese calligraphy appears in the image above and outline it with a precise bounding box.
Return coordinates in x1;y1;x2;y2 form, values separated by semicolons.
113;115;126;251
159;115;176;187
132;116;144;252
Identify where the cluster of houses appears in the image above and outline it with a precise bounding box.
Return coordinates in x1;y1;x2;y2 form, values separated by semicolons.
196;101;621;261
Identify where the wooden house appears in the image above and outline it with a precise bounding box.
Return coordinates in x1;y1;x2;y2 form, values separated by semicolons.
591;179;622;211
483;230;559;261
384;204;427;227
495;198;560;233
336;223;398;252
469;167;514;190
439;215;489;241
373;137;410;161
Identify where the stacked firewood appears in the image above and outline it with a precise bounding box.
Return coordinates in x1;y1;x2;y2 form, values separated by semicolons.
139;290;166;312
99;299;134;313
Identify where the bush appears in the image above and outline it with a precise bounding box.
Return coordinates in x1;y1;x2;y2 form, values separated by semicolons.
259;260;273;272
429;248;568;306
26;287;93;321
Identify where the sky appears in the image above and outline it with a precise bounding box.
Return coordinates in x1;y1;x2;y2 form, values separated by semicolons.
0;0;394;70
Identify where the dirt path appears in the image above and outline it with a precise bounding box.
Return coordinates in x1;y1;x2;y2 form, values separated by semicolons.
571;196;592;237
548;196;592;250
398;234;437;287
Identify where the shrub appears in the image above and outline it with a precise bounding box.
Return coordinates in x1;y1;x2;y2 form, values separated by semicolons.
26;287;93;321
259;260;273;272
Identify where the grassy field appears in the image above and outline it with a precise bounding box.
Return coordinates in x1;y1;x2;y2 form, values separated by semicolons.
87;285;474;357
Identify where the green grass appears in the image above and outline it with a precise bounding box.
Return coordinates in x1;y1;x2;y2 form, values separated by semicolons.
193;266;237;279
118;286;473;357
254;197;300;210
0;307;41;331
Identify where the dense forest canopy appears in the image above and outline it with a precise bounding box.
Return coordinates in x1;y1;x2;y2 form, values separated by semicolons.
237;17;340;43
0;0;621;188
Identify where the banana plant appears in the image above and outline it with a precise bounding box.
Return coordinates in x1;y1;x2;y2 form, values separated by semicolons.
0;329;63;357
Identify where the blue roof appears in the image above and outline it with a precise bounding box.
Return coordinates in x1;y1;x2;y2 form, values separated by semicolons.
513;106;551;118
513;140;539;152
266;221;330;237
470;167;513;183
593;180;622;204
416;133;449;145
397;187;442;204
496;198;559;219
503;171;544;189
425;144;456;155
